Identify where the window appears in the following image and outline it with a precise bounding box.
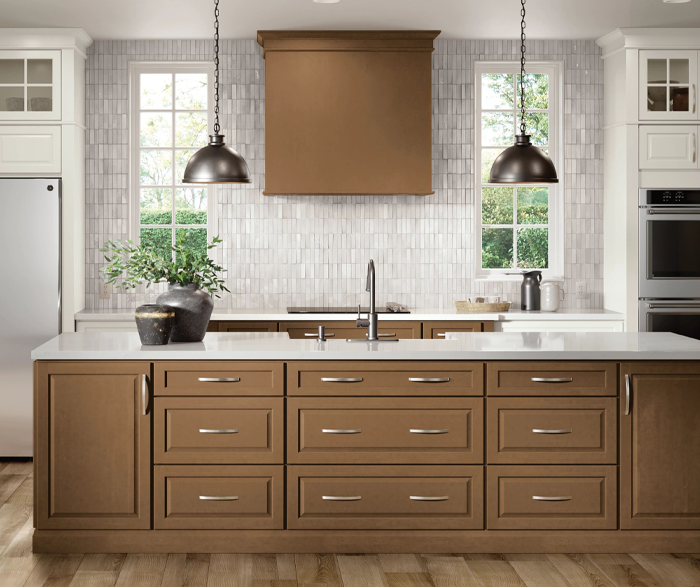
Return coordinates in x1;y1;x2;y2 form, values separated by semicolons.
474;61;563;279
129;62;215;259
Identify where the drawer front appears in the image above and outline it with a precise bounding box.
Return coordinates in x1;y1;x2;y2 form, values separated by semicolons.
288;361;484;396
154;465;283;529
218;321;278;332
0;125;61;173
280;321;421;340
288;397;483;464
154;397;283;464
487;465;617;530
487;362;617;396
423;321;487;338
154;361;284;396
487;397;617;464
288;465;483;530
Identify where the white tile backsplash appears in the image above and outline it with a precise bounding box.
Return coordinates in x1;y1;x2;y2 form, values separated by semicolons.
85;38;603;310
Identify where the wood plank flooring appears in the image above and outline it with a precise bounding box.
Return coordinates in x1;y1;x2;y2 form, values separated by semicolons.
2;461;700;587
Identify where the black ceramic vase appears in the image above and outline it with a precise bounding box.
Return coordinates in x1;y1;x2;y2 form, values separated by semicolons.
156;283;213;342
134;304;175;345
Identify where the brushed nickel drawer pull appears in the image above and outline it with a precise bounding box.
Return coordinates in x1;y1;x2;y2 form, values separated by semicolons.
321;377;364;383
141;374;149;417
625;373;631;416
408;377;451;383
410;495;449;501
533;495;572;501
305;332;335;337
532;429;572;435
366;333;396;337
198;377;240;383
410;429;449;434
322;495;362;501
199;495;239;501
199;429;239;434
531;377;573;383
436;333;447;337
322;429;362;434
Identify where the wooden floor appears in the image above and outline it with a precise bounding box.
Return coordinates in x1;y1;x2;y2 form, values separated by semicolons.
3;462;700;587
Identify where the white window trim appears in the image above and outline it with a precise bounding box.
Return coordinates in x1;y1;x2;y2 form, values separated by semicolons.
474;60;564;281
128;61;217;251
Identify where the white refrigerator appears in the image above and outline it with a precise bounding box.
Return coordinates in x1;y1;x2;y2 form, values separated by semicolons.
0;178;61;456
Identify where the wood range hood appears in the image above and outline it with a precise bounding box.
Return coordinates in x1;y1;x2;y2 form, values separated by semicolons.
257;30;440;196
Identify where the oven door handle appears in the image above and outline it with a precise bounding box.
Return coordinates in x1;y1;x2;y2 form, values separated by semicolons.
647;303;700;309
647;209;700;215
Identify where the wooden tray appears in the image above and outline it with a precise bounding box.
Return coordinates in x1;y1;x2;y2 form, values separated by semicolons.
455;301;511;313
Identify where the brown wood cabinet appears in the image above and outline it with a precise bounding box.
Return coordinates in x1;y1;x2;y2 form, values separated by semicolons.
218;321;278;333
487;397;617;464
487;362;618;396
35;362;151;529
620;362;700;530
287;397;483;464
423;320;495;338
487;465;617;530
279;320;421;340
288;465;483;530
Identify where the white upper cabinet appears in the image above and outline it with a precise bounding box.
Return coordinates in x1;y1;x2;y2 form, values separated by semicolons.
639;125;698;170
640;50;698;121
0;51;61;121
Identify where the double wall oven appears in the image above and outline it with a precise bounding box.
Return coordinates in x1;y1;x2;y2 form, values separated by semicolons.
639;189;700;339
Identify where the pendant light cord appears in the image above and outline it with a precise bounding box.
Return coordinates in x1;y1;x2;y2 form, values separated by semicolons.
213;0;221;135
519;0;527;136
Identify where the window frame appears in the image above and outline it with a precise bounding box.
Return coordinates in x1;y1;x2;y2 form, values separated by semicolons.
474;60;564;281
128;61;217;253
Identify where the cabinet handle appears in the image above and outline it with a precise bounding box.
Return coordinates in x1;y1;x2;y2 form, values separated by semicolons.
305;332;335;337
693;132;697;164
198;377;240;383
532;429;572;434
199;429;239;434
625;373;631;416
410;495;450;501
436;333;447;337
367;333;396;337
533;496;572;502
141;374;149;416
410;429;450;434
322;429;362;434
408;377;451;383
199;495;239;501
322;495;362;501
321;377;363;383
693;83;696;114
531;377;573;383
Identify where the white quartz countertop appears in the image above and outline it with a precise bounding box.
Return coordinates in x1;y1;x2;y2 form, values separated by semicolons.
32;331;698;361
75;308;624;322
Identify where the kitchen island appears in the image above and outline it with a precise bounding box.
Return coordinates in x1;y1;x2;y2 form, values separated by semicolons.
31;331;700;553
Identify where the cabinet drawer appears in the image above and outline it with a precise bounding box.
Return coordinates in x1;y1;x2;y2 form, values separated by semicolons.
487;397;617;464
288;465;483;530
487;362;617;396
280;321;421;340
154;361;284;396
0;125;61;173
487;465;617;530
288;397;483;464
154;397;283;464
639;125;698;170
218;321;278;332
422;321;493;338
288;361;484;396
154;465;283;529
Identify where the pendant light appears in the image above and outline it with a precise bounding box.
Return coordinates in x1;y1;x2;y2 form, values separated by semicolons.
489;0;558;184
183;0;252;184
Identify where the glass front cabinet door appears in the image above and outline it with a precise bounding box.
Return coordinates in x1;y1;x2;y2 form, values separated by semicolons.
0;51;61;121
640;50;698;121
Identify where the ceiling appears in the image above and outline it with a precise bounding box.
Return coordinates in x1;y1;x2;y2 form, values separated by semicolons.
1;0;699;41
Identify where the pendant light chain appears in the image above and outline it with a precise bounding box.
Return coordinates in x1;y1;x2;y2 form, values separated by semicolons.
519;0;527;136
213;0;220;135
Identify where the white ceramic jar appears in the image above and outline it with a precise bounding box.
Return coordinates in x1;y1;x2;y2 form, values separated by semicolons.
540;281;563;312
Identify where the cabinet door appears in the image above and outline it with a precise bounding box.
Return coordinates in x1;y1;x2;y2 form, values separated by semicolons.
35;361;151;529
640;50;698;121
422;321;491;339
0;51;61;121
620;362;700;529
0;125;61;173
639;125;698;170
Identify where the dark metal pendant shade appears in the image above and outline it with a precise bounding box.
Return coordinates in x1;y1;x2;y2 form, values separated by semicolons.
183;134;252;184
489;135;558;184
183;0;251;185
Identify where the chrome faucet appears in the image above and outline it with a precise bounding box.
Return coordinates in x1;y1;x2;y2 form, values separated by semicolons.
356;260;379;341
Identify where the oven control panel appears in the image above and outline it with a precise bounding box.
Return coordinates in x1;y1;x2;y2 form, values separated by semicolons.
644;190;700;205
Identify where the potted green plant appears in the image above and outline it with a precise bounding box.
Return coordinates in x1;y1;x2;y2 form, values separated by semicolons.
101;236;229;343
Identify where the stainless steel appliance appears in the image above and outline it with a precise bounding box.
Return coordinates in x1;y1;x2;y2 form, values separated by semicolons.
639;189;700;340
639;189;700;299
0;178;61;456
521;270;542;311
